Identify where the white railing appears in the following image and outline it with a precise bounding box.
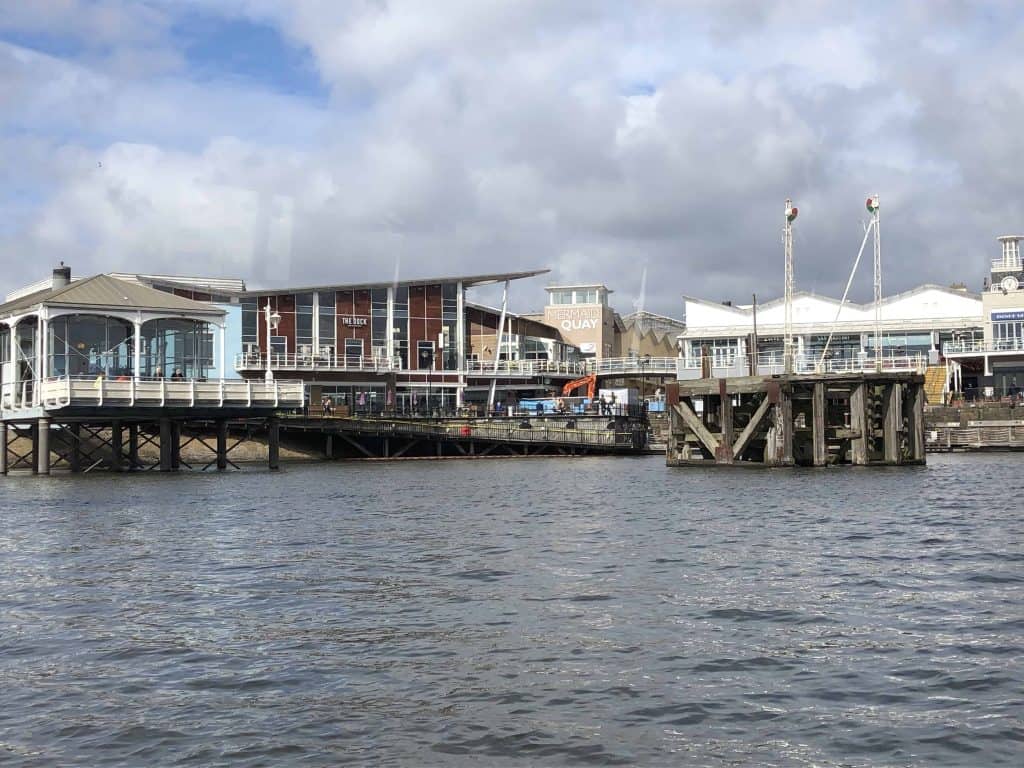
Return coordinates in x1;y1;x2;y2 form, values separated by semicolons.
235;352;402;373
463;359;588;377
991;257;1023;272
0;375;304;413
944;338;1024;355
589;357;678;375
677;353;927;378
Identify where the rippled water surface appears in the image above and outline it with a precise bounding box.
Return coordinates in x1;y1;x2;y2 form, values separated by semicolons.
1;453;1022;766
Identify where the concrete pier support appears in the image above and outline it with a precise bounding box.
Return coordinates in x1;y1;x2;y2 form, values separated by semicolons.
324;433;334;460
36;418;50;475
216;419;229;471
171;422;181;470
268;417;280;470
0;422;7;475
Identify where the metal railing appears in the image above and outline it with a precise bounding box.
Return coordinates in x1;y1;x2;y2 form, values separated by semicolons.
991;257;1023;272
463;359;588;376
677;353;927;378
944;338;1024;355
1;375;304;412
235;352;402;372
589;357;678;375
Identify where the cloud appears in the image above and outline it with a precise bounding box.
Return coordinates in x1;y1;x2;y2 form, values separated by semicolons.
1;0;1023;316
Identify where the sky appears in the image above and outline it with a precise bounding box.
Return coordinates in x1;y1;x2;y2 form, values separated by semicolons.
1;0;1022;317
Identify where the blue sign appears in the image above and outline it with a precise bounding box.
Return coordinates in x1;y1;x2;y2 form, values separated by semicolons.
992;310;1024;321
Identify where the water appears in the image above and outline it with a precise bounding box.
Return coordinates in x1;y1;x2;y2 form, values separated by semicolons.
1;453;1021;767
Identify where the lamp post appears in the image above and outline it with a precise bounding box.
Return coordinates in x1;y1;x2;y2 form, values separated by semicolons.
264;300;281;382
640;353;651;415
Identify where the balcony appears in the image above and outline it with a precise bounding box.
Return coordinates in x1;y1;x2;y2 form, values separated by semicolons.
944;338;1024;356
1;375;304;414
991;257;1023;272
235;352;402;373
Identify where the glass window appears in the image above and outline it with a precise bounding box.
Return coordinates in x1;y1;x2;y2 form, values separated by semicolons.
371;288;388;316
549;290;573;305
317;291;335;350
393;286;409;319
241;298;258;347
442;283;458;321
416;340;435;370
344;338;363;359
576;289;598;304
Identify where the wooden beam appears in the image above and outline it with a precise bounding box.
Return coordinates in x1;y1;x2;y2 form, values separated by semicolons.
883;382;902;464
850;383;867;465
812;382;826;466
337;432;375;458
731;394;772;459
718;380;734;462
672;401;719;455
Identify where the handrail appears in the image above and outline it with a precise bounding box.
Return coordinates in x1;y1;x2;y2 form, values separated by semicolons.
944;338;1024;354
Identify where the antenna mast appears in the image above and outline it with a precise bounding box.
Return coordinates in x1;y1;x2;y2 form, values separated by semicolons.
867;194;881;371
783;199;798;373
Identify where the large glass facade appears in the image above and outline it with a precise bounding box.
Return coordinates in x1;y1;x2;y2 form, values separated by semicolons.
241;298;258;351
47;315;132;377
296;293;314;354
392;287;408;367
371;288;389;362
317;291;335;354
141;318;214;378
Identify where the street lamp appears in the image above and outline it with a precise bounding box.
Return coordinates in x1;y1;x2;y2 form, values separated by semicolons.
264;300;281;381
639;353;651;414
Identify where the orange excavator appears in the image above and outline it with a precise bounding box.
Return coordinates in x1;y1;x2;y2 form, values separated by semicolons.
562;373;597;399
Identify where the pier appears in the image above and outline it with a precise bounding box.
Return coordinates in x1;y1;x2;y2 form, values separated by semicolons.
665;371;926;467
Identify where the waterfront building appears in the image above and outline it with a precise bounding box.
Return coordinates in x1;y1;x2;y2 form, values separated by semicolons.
944;235;1024;397
0;266;234;412
233;270;591;413
677;285;983;396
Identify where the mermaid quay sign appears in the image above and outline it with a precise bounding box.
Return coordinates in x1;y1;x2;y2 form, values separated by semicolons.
550;307;602;331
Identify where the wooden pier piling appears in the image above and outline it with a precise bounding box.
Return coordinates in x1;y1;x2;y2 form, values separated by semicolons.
667;371;926;468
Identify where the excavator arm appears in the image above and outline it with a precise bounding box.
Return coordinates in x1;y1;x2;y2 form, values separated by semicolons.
562;374;596;400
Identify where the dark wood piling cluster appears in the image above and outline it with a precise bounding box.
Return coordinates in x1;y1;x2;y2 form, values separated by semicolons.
1;413;282;475
666;372;926;467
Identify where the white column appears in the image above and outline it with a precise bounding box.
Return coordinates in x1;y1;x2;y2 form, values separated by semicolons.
219;324;227;380
9;319;18;392
133;320;142;379
487;280;509;411
386;285;395;361
456;280;465;407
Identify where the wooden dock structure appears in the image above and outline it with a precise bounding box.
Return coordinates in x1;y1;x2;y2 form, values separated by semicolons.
665;372;926;467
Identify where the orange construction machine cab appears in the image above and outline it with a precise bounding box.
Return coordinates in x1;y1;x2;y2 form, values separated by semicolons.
562;374;597;400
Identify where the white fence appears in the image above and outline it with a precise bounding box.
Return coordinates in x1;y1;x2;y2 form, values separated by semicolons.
677;353;927;379
1;376;304;412
944;338;1024;355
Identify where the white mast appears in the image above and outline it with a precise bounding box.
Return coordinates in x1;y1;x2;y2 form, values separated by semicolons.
783;199;798;373
868;194;881;371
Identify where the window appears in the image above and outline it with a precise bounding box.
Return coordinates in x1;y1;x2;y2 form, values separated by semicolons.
994;321;1024;350
442;283;458;321
393;286;409;319
549;290;573;305
416;340;435;370
576;289;598;304
241;298;258;347
296;293;314;352
371;288;388;316
344;338;363;359
317;291;335;350
270;335;287;355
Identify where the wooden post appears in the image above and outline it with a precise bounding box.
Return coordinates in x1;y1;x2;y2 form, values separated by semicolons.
30;421;38;474
850;382;867;465
908;381;925;463
0;422;7;475
36;418;50;475
812;382;827;466
267;417;280;470
324;433;334;460
128;424;139;470
216;419;228;470
383;437;390;458
110;420;123;472
717;379;734;463
883;382;902;464
159;418;174;471
780;390;794;466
